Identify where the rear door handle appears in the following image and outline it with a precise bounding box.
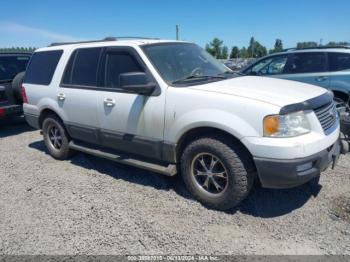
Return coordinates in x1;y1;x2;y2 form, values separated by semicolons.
315;76;328;82
104;98;116;107
57;93;66;101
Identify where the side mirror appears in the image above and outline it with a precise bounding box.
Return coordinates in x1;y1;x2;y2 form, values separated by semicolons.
119;72;156;95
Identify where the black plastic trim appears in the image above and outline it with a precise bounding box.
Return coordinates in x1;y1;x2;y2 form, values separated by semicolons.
279;91;334;115
254;139;340;189
64;122;176;163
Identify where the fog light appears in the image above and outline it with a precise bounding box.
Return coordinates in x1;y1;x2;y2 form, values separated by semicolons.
296;162;313;173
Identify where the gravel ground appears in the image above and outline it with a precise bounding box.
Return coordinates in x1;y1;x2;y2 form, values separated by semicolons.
0;118;349;255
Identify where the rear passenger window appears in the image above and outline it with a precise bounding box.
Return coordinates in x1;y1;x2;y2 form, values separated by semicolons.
25;50;62;85
329;53;350;71
287;52;326;74
62;47;102;87
105;52;143;89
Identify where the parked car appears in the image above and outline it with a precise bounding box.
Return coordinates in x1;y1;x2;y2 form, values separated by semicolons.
240;46;350;104
0;52;31;119
224;58;256;71
23;38;343;210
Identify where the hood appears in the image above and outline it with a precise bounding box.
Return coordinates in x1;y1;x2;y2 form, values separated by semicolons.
189;76;328;107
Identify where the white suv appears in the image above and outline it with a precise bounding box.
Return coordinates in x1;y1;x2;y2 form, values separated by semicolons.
23;38;342;210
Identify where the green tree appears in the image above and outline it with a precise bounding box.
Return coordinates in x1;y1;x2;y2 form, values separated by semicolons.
230;46;239;58
0;47;36;52
221;46;228;59
296;42;318;49
240;47;248;58
269;39;283;54
205;38;224;58
247;37;267;58
205;44;215;56
326;41;349;47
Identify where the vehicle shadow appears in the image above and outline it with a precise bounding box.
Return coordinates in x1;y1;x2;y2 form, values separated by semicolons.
28;139;320;218
0;117;34;138
233;178;321;218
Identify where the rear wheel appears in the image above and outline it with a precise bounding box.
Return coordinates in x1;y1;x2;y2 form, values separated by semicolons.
42;115;72;160
180;136;254;210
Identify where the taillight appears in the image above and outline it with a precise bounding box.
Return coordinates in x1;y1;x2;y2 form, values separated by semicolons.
22;85;28;104
0;108;5;117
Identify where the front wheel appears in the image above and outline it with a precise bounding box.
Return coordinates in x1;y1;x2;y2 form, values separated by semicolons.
180;137;254;211
42;115;72;160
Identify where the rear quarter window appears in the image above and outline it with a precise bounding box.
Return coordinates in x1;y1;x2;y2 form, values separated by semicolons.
329;52;350;71
24;50;63;85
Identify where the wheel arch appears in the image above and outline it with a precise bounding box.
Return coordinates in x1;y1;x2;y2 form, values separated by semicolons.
175;126;255;166
38;108;63;129
332;89;349;103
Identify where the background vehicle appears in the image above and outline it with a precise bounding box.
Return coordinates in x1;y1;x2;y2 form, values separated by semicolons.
240;46;350;104
23;38;341;210
0;52;31;119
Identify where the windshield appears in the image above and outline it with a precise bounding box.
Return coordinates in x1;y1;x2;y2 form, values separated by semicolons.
143;43;231;85
0;55;30;82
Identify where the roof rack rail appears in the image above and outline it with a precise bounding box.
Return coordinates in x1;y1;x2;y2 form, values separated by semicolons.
104;36;160;40
283;45;350;52
49;36;159;47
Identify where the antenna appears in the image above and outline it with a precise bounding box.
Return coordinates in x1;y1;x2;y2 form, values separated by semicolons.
176;25;180;40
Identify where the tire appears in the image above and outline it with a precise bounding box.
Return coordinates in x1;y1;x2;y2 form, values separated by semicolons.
11;72;25;103
42;115;72;160
180;136;254;211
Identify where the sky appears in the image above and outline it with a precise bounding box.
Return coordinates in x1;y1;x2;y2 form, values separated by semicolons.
0;0;349;50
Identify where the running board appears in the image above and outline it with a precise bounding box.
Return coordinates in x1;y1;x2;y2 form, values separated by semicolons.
69;141;177;176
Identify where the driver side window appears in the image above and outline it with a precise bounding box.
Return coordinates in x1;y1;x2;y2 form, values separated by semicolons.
250;55;288;76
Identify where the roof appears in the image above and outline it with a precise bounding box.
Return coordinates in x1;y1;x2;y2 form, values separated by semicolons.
271;46;350;56
37;38;189;52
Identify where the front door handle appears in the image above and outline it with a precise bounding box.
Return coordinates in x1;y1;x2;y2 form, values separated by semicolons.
103;98;116;107
57;93;66;101
315;76;328;82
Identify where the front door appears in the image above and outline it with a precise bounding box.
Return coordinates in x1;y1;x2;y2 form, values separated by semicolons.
96;47;166;160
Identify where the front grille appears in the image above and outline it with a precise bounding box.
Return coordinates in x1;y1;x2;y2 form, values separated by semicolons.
314;101;338;134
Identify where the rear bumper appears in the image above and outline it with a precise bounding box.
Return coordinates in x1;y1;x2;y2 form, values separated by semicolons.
24;113;40;129
0;104;23;118
254;139;341;189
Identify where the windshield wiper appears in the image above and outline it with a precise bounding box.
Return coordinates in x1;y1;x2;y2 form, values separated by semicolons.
172;74;226;84
219;71;243;76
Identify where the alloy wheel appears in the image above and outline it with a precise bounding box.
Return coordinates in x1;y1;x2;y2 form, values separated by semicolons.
191;152;229;195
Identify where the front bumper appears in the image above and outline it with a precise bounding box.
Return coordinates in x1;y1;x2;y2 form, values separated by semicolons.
0;104;23;118
254;139;341;189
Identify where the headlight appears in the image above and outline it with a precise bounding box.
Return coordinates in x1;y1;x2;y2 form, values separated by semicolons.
263;111;311;137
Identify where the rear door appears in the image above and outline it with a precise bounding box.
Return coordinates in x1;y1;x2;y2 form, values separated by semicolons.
281;52;330;89
328;52;350;95
59;47;102;144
